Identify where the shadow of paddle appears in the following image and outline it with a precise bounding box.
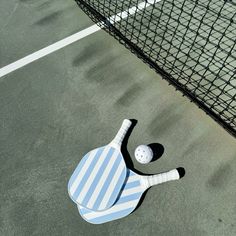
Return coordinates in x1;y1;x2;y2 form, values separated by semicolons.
120;119;186;215
121;119;137;170
133;167;186;213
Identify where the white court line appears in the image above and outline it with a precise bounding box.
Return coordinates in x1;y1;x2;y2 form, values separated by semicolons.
0;0;161;78
0;25;101;78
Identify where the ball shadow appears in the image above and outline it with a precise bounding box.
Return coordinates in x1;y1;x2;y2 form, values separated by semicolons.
148;143;165;162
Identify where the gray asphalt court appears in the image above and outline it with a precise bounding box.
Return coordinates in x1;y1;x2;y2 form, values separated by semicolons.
0;0;236;235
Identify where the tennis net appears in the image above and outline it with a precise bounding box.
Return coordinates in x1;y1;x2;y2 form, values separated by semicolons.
75;0;236;137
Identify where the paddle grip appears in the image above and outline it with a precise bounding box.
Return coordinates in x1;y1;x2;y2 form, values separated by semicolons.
110;119;132;148
146;169;180;188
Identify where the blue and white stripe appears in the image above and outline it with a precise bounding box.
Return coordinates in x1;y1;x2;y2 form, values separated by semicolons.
68;146;127;211
78;170;143;224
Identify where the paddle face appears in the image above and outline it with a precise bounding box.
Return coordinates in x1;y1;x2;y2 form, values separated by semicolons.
68;145;127;211
78;170;144;224
77;168;180;224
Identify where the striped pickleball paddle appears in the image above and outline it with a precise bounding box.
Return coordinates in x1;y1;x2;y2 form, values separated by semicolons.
68;119;132;211
78;168;180;224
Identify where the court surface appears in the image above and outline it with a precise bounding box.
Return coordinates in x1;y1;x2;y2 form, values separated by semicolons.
0;1;236;235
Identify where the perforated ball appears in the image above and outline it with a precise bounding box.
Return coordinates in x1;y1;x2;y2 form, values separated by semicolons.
134;145;153;164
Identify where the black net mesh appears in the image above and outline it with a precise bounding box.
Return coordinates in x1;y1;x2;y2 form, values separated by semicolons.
75;0;236;137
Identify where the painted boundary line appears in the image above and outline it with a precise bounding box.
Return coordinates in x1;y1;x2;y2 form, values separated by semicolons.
0;25;100;78
0;0;160;78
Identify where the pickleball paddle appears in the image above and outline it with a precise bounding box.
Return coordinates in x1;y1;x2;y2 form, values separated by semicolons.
78;168;180;224
68;119;132;211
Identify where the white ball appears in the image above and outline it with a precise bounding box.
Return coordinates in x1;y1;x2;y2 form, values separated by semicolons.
134;145;153;164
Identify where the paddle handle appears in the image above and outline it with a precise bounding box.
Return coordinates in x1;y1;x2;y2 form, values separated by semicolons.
145;169;180;188
110;119;132;148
